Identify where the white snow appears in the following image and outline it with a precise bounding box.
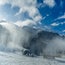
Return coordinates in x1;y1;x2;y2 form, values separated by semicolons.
0;51;65;65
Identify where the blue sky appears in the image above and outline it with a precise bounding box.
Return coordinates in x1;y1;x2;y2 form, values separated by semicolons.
37;0;65;34
0;0;65;35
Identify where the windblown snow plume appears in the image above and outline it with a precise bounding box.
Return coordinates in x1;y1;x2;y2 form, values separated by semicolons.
0;22;33;52
43;37;65;56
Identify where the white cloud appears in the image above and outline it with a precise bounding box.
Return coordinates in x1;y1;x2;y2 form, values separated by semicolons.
54;13;65;21
51;22;59;26
33;15;42;22
9;0;42;22
0;0;36;7
43;0;55;7
15;19;36;27
0;15;8;22
57;14;65;19
51;21;65;26
0;0;42;25
63;30;65;32
0;0;9;5
11;0;36;8
61;22;65;25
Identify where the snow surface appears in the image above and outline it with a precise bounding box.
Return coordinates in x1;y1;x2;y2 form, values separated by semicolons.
0;51;65;65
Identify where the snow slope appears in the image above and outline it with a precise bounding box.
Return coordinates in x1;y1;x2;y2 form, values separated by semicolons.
0;51;65;65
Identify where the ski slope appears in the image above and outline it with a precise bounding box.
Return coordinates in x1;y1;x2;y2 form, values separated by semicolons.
0;52;65;65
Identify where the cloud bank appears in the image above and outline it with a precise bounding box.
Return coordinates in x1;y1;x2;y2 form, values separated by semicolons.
43;0;55;7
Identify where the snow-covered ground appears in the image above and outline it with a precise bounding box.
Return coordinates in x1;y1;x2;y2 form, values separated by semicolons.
0;52;65;65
